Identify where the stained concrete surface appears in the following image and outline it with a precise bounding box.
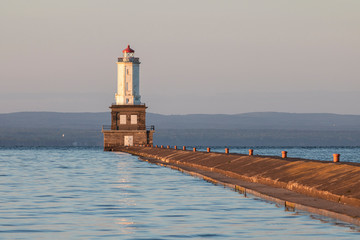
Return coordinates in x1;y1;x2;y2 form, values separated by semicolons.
117;146;360;226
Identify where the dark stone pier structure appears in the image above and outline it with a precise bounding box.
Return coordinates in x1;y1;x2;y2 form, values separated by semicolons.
103;104;154;150
118;146;360;226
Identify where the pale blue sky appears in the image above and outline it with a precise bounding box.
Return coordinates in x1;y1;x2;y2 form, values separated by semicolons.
1;0;359;114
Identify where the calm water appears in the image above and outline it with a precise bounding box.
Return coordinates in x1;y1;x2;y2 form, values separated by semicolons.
0;147;359;239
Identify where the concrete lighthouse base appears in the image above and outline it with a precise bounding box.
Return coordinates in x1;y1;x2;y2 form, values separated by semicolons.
102;103;154;151
102;129;154;151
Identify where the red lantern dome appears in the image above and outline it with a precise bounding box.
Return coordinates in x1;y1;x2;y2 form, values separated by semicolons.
122;45;135;53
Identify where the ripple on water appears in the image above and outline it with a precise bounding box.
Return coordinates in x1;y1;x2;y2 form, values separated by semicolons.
0;147;359;239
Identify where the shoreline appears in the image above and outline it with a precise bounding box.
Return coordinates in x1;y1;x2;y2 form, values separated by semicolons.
117;146;360;226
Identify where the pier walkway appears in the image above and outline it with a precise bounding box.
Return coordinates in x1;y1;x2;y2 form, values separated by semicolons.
116;146;360;226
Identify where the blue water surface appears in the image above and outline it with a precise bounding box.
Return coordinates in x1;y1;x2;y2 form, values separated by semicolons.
0;147;359;239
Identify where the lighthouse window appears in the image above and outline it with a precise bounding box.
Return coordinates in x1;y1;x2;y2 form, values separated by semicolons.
131;115;137;124
120;115;126;124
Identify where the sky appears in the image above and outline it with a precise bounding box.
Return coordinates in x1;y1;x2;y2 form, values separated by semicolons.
0;0;359;115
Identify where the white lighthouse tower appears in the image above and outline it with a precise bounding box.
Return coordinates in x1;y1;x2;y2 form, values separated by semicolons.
115;45;141;105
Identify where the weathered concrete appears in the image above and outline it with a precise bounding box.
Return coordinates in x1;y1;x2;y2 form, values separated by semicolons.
110;104;147;131
103;130;152;150
117;146;360;226
103;104;154;150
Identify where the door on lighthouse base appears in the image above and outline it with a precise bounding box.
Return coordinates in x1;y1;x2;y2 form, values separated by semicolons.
124;136;133;146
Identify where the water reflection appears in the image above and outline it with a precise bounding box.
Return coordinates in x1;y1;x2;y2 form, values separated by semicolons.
0;147;359;239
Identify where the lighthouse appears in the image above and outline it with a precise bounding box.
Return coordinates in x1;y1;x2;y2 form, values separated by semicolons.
115;45;141;105
102;45;155;150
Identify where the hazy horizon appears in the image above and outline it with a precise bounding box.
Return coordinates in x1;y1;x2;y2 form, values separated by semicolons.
2;110;360;117
1;0;359;115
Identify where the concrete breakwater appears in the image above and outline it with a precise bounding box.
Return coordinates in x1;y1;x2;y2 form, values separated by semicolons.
118;146;360;225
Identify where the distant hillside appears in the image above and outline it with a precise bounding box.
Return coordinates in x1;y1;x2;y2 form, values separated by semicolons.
0;112;109;129
1;111;360;146
1;111;360;130
148;112;360;131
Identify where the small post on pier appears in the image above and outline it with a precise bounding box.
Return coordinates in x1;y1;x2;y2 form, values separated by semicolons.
174;146;177;150
167;145;170;149
282;151;287;158
155;145;158;148
183;146;186;151
249;149;253;156
207;147;211;153
193;147;197;152
161;145;164;148
225;148;229;154
333;154;340;163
